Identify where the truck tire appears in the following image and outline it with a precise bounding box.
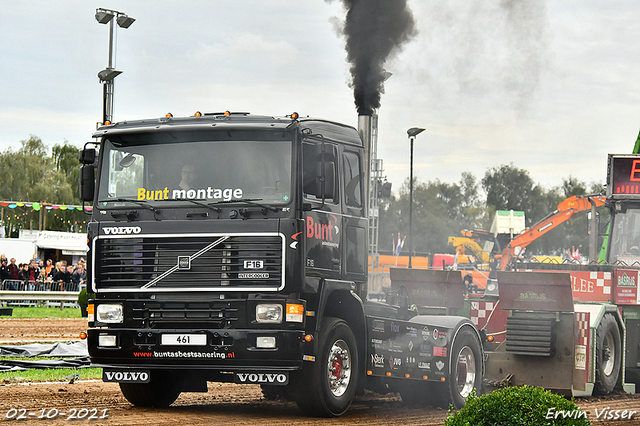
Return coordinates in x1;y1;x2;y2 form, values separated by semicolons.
594;313;622;395
119;370;182;407
448;327;483;408
294;317;358;417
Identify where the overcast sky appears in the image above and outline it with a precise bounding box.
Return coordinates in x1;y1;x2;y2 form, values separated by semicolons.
2;1;640;195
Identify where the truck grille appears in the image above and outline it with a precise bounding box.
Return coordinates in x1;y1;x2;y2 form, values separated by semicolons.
130;300;244;329
505;317;554;356
93;233;284;292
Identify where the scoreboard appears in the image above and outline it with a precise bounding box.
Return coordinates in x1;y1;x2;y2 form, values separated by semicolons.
609;154;640;196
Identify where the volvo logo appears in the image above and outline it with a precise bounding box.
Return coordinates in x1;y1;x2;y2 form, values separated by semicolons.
103;226;142;235
235;372;288;384
177;256;191;270
103;370;149;383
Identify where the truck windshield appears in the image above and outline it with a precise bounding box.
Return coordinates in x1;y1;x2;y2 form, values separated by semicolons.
609;208;640;264
96;130;293;207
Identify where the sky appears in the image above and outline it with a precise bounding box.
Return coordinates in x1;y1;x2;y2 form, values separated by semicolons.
2;1;640;196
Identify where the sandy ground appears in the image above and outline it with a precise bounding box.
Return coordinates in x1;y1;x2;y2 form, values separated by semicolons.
0;318;639;425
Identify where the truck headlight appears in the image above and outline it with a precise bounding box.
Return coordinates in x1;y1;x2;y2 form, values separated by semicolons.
256;304;283;323
96;304;123;324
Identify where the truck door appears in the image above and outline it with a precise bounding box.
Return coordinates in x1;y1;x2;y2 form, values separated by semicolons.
303;141;342;276
342;149;367;281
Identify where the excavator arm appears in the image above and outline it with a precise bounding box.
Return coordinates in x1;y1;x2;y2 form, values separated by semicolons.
499;194;606;270
447;236;490;264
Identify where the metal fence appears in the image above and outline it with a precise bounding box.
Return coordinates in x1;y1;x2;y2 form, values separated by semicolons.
0;280;82;307
1;280;82;292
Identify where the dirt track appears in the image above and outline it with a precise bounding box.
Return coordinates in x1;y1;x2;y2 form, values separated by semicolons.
0;318;87;344
0;318;639;425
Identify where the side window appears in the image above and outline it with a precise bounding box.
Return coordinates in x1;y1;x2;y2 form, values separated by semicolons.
303;142;338;204
343;151;362;208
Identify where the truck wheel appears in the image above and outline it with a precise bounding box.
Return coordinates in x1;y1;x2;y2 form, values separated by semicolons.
594;313;621;395
294;317;358;417
448;327;483;408
119;370;182;407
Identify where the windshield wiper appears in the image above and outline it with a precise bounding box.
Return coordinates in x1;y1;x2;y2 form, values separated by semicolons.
170;198;222;213
100;198;160;214
210;198;278;212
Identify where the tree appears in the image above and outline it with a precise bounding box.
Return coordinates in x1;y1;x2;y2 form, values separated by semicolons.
52;142;81;190
0;136;85;235
482;163;539;216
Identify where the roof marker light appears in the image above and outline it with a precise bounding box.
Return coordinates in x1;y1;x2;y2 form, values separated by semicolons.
194;111;202;117
103;120;111;125
224;111;231;116
290;112;299;120
165;113;173;118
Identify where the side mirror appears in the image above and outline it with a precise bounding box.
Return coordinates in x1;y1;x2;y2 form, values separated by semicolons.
80;165;95;201
79;148;96;165
303;160;336;200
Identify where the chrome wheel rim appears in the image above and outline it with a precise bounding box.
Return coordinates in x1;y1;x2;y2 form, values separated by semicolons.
326;339;351;397
455;346;476;398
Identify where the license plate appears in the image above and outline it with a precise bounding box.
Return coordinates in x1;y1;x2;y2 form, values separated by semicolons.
161;334;207;346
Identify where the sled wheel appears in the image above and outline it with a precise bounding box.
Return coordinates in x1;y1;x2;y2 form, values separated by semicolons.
119;370;182;407
594;313;622;395
294;317;358;417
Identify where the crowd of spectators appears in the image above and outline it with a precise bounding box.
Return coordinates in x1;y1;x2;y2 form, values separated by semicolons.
0;253;86;291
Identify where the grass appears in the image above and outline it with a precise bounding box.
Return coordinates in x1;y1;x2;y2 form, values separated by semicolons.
2;306;82;319
0;366;102;383
0;356;102;383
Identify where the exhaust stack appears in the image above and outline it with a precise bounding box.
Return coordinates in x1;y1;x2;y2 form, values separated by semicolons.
358;114;372;215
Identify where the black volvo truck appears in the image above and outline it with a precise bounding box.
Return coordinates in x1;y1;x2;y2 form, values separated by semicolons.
79;111;483;417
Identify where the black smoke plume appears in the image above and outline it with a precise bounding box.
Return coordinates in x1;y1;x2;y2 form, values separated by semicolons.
335;0;417;115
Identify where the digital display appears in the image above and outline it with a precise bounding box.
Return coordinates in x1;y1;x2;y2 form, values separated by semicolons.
611;156;640;195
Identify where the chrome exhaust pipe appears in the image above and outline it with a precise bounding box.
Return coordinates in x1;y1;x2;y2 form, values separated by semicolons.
358;114;372;215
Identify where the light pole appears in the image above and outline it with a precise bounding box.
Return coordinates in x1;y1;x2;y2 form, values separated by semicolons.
407;127;425;268
95;8;135;124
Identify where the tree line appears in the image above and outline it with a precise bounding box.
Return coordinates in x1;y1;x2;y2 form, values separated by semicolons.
0;136;84;236
379;164;606;260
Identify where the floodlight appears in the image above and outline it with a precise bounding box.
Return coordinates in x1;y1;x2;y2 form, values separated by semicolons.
95;10;114;24
98;68;122;82
117;15;135;29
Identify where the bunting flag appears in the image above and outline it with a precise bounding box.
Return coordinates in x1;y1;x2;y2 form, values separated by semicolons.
0;201;92;211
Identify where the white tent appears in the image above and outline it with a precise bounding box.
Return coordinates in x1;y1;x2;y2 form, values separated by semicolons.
19;230;87;256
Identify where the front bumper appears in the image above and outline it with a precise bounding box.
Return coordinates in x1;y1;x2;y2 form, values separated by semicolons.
88;328;305;370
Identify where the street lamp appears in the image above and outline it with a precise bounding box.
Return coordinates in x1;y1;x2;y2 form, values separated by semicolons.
407;127;425;268
95;8;135;124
